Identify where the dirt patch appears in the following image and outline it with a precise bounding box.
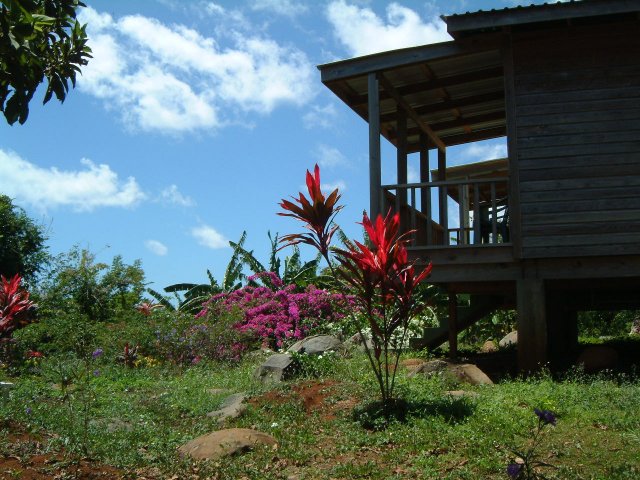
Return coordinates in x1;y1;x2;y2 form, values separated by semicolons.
250;380;358;421
0;422;131;479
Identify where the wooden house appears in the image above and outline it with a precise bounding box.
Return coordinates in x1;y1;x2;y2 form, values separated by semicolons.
318;0;640;371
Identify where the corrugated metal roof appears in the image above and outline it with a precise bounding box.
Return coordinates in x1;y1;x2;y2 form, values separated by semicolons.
444;0;640;38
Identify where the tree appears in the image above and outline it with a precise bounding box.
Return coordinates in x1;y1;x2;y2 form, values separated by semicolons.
0;0;91;125
0;194;48;284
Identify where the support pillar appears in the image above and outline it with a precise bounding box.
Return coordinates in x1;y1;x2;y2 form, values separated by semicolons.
438;148;448;245
448;293;458;360
517;279;547;372
368;73;382;220
419;134;433;244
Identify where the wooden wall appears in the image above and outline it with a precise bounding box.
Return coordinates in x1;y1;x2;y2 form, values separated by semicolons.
512;19;640;258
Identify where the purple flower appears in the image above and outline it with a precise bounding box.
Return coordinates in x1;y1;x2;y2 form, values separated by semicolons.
92;348;104;359
534;408;556;426
93;370;101;376
507;463;522;478
25;407;32;415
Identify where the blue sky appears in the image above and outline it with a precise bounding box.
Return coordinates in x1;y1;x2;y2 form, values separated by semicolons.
0;0;543;291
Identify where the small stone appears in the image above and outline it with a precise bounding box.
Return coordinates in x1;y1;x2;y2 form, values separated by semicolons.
254;353;296;383
447;363;494;386
408;359;448;377
206;393;247;424
480;340;498;353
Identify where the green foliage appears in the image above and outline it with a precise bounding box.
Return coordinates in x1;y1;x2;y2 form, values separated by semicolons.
578;310;636;338
37;246;145;323
0;194;48;284
0;0;92;124
459;308;517;347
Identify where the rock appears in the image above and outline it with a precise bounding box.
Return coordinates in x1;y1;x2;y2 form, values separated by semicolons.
287;335;342;356
407;359;448;377
401;358;426;369
481;340;498;353
630;317;640;336
446;363;494;386
254;353;296;383
577;345;619;372
178;428;277;461
206;393;246;424
499;331;518;348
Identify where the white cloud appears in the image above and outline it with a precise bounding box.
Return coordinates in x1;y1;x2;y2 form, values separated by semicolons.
314;143;347;168
78;7;315;133
303;103;339;129
321;180;347;193
458;143;508;164
0;149;145;212
251;0;308;17
408;165;419;183
327;1;450;57
191;225;228;249
145;239;168;256
160;185;195;207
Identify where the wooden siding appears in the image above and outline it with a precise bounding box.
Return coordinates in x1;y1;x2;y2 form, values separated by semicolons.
512;20;640;258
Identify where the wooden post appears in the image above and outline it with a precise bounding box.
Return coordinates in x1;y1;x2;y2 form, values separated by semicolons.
396;107;407;203
438;148;448;245
419;134;433;245
448;293;458;360
517;279;547;373
368;72;382;220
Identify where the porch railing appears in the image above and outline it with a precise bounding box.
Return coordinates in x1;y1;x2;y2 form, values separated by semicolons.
381;178;510;247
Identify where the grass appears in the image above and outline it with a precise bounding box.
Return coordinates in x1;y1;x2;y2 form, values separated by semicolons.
1;351;639;479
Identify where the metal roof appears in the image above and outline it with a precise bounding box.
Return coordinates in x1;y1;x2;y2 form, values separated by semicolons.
444;0;640;38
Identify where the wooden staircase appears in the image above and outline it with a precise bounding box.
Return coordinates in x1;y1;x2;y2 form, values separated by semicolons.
411;294;505;351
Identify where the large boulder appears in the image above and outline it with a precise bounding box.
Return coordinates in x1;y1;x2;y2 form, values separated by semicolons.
287;335;342;356
481;340;498;353
499;331;518;348
407;359;448;377
254;353;296;383
206;393;246;424
630;317;640;336
178;428;277;461
577;345;619;372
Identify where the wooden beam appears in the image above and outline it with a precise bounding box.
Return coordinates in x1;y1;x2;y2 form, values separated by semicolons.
419;134;432;238
448;293;458;360
379;73;446;152
517;279;547;373
438;148;449;245
368;73;382;220
396;108;408;201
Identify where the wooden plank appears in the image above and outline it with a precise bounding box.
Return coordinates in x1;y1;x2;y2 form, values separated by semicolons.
521;255;640;278
519;164;640;182
520;185;640;202
522;209;640;226
518;130;640;149
521;197;640;215
518;141;640;160
515;86;640;110
517;112;640;133
438;148;448;245
523;232;640;248
519;152;640;171
396;108;408;206
516;105;640;127
523;243;640;259
514;65;640;94
522;220;640;237
519;175;640;193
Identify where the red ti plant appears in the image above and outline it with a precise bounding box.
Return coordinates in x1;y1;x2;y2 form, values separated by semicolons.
278;165;432;413
0;274;36;341
278;164;343;261
334;211;432;409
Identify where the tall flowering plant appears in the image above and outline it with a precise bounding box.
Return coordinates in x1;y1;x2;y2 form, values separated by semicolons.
279;165;432;411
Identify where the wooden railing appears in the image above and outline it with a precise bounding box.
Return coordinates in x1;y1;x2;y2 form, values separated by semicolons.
381;178;510;247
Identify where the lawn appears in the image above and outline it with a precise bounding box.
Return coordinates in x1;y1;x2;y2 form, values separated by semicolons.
2;349;639;479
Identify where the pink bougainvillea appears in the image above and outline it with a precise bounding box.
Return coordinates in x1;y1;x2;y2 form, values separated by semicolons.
198;278;353;349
